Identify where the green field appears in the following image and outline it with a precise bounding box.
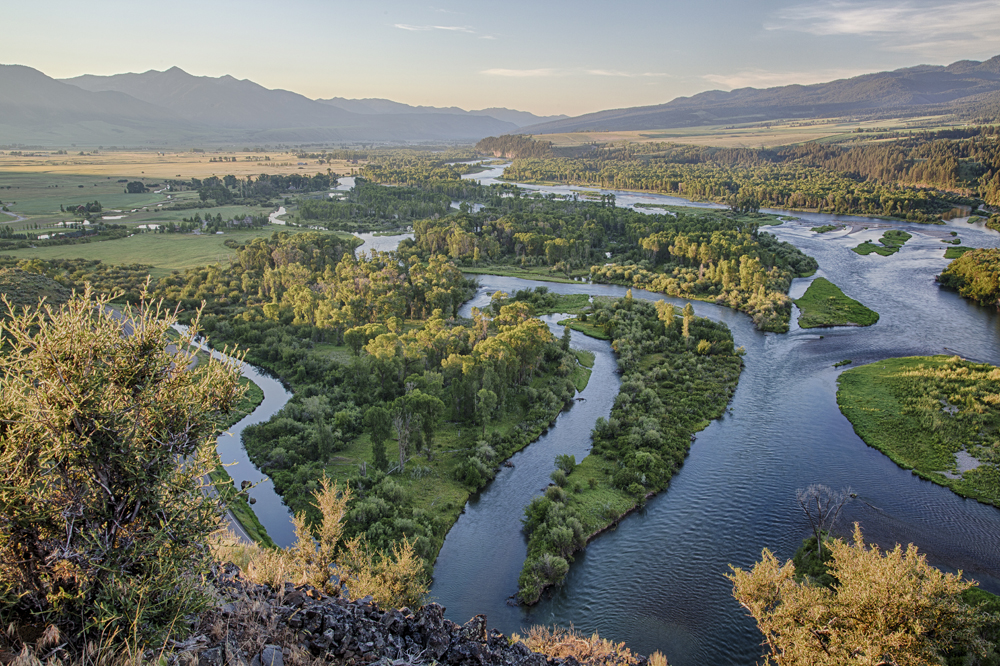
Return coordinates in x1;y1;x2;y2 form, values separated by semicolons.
793;278;879;328
3;227;358;277
557;317;610;340
837;356;1000;506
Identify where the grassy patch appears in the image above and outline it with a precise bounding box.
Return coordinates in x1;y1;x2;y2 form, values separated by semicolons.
3;228;356;278
837;356;1000;506
568;351;593;392
574;349;596;369
853;229;912;256
811;224;841;233
557;317;610;340
945;246;976;259
833;359;853;368
793;277;879;328
461;265;591;284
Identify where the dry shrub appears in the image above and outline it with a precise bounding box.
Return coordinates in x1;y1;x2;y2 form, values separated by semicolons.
514;625;667;666
210;476;428;610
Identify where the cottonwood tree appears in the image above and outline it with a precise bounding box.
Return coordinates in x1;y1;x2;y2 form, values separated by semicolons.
797;483;851;558
0;291;242;645
728;524;985;666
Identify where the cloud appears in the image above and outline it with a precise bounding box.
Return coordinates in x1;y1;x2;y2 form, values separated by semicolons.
702;68;872;90
768;1;1000;56
586;69;672;78
481;68;560;77
394;24;476;34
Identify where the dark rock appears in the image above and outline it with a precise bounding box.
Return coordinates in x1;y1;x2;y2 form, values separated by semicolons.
198;647;222;666
260;644;283;666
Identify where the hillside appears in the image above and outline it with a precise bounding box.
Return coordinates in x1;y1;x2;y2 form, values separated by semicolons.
0;65;520;146
524;56;1000;134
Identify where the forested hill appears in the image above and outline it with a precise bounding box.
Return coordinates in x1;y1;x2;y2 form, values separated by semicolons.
524;56;1000;133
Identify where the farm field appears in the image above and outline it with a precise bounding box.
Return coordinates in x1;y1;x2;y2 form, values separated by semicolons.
538;114;969;148
3;227;357;277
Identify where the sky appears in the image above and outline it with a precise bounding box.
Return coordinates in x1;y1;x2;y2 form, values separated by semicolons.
5;0;1000;117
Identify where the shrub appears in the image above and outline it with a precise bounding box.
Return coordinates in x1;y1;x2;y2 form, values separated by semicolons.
0;291;243;648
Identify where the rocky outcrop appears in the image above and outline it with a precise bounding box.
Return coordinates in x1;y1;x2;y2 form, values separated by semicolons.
174;564;626;666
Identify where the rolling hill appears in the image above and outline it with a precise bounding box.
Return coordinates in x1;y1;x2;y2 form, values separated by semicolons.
523;56;1000;134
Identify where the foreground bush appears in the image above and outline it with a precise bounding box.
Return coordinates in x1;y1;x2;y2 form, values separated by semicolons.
0;291;243;648
729;524;990;666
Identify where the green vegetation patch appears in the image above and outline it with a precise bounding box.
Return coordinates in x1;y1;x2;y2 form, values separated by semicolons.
939;248;1000;306
945;246;976;259
557;317;610;340
518;298;743;604
837;355;1000;506
499;287;591;316
811;225;841;233
853;229;912;256
0;267;72;309
568;350;594;393
793;278;878;328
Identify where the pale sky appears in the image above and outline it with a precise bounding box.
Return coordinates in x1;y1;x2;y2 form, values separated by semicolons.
5;0;1000;116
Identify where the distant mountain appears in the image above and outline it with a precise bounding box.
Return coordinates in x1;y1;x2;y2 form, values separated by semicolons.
0;64;204;146
62;68;519;142
317;97;565;128
523;56;1000;134
0;65;519;146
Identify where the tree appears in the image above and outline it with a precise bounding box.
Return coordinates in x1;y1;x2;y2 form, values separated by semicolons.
728;524;985;666
0;291;243;646
681;302;694;340
364;405;392;471
796;484;850;558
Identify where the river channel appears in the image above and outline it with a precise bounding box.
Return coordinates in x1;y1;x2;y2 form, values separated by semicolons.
424;165;1000;665
226;167;1000;664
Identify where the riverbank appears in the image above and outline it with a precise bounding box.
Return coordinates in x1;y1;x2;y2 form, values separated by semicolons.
837;355;1000;507
210;376;275;547
517;297;743;604
793;277;879;328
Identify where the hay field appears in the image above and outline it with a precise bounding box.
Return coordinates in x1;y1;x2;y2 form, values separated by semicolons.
0;150;361;180
541;115;968;148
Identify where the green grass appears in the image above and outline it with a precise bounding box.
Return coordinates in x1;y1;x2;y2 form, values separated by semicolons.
811;224;841;233
793;278;879;328
568;350;594;392
557;317;610;340
837;356;1000;506
2;228;356;278
834;359;853;368
526;293;591;316
461;265;591;284
853;229;912;256
574;349;595;369
945;246;976;259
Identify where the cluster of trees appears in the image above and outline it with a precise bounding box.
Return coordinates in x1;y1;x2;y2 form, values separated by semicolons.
518;295;743;602
406;197;815;331
169;172;337;205
939;248;1000;306
358;151;481;188
0;257;155;303
297;179;453;230
476;135;554;159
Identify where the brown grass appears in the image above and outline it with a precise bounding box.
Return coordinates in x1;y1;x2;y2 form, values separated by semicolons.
0;151;364;180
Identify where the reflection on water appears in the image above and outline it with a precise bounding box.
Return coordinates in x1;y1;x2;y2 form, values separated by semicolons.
428;173;1000;666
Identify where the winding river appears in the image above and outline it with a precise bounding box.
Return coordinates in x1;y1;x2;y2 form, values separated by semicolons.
425;165;1000;665
226;165;1000;664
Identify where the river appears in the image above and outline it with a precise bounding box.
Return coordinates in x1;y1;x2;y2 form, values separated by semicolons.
422;165;1000;665
182;333;298;547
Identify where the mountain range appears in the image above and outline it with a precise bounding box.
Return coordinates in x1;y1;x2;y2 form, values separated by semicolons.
3;57;1000;148
0;65;559;147
522;56;1000;134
